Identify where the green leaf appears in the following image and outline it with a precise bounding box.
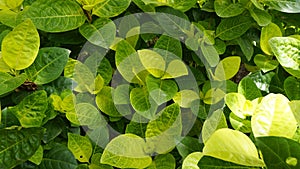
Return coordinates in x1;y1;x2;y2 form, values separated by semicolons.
0;72;26;96
236;36;254;61
229;113;252;133
200;42;220;67
216;16;253;41
126;113;148;138
87;125;110;148
97;57;113;85
29;145;43;165
289;100;300;125
238;77;262;100
260;22;282;55
76;0;105;10
0;128;44;169
254;54;279;73
12;90;48;127
146;103;182;154
68;133;93;163
37;143;78;169
146;75;178;105
142;0;197;12
176;136;203;158
269;37;300;77
101;134;152;168
214;56;241;81
138;49;166;78
79;18;116;48
256;136;300;169
132;0;156;12
42;118;64;143
203;128;265;167
173;90;199;108
73;61;96;93
23;0;86;32
248;5;271;26
96;86;121;117
162;59;189;79
261;0;300;13
1;19;39;70
25;47;70;85
92;0;131;17
154;35;182;59
146;153;176;169
201;109;227;143
284;76;300;100
198;156;260;168
252;93;298;138
182;152;203;169
0;9;19;28
214;0;245;18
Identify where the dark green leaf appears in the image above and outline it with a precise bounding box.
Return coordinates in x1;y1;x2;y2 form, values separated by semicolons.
284;76;300;100
238;77;262;100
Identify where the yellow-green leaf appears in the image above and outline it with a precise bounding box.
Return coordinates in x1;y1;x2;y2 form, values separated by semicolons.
203;128;265;167
260;22;282;55
214;56;241;81
1;19;40;70
68;133;93;163
173;90;199;108
138;49;166;78
252;93;298;138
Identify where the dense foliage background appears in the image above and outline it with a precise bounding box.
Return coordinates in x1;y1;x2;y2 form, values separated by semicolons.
1;0;300;168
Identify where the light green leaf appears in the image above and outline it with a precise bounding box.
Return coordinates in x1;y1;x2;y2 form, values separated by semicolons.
2;0;23;9
214;56;241;81
269;37;300;77
37;143;78;169
146;153;176;169
87;125;110;148
25;47;70;85
142;0;197;12
101;134;152;168
73;61;96;93
200;42;220;67
284;76;300;100
1;19;39;70
79;18;116;48
29;145;43;165
154;35;182;59
256;136;300;169
214;0;245;18
115;40;147;83
201;109;227;143
138;49;166;78
132;0;155;12
260;22;282;55
248;5;271;26
173;90;199;108
146;103;182;154
0;128;44;169
252;93;298;138
92;0;131;17
146;75;178;105
162;59;188;79
0;9;19;28
225;93;257;119
23;0;86;32
254;54;279;73
96;86;121;117
76;0;105;10
261;0;300;13
0;52;11;72
12;90;47;127
72;103;106;129
216;16;253;41
0;72;26;96
68;133;93;163
203;128;265;167
182;152;203;169
203;88;226;105
238;77;262;100
289;100;300;125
